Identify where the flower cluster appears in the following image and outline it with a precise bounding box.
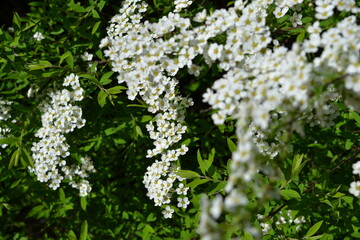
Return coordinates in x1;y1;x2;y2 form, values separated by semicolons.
103;0;197;217
203;4;360;230
29;74;95;196
104;0;360;234
257;210;306;236
0;99;13;150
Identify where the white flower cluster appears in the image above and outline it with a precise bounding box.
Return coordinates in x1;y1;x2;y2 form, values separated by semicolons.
204;6;360;224
257;210;306;235
29;74;95;197
0;99;12;150
174;0;193;12
350;161;360;197
104;0;360;229
103;0;197;217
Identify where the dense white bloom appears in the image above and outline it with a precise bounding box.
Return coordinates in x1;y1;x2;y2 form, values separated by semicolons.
30;74;95;196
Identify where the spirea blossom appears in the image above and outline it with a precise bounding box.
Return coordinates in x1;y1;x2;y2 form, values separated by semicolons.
103;0;360;236
0;99;13;150
29;74;95;196
33;32;45;41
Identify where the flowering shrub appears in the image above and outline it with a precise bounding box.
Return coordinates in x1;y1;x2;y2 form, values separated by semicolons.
1;0;360;239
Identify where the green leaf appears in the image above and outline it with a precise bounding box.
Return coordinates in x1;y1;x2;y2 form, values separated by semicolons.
350;111;360;125
59;188;65;202
142;224;154;240
345;139;354;150
0;137;18;145
186;178;209;189
108;86;127;94
80;197;87;211
100;71;114;85
13;12;21;30
59;51;71;66
203;148;215;171
80;220;88;240
227;138;237;152
291;154;306;179
305;221;323;237
21;147;34;168
176;170;201;179
97;90;107;107
27;61;53;70
8;149;20;169
91;9;100;18
92;21;101;35
79;74;100;85
296;30;305;43
279;189;301;200
135;125;143;137
244;232;255;240
65;53;74;69
68;230;77;240
146;213;157;222
197;149;206;175
26;205;44;218
68;1;87;12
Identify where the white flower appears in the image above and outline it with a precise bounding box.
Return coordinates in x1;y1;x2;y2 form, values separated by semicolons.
33;32;45;41
290;12;302;27
349;181;360;197
210;195;223;219
162;206;174;218
177;197;190;208
353;161;360;175
208;43;224;61
81;52;93;61
273;6;289;18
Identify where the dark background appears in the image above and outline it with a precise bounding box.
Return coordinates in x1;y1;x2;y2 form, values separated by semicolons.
0;0;32;27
